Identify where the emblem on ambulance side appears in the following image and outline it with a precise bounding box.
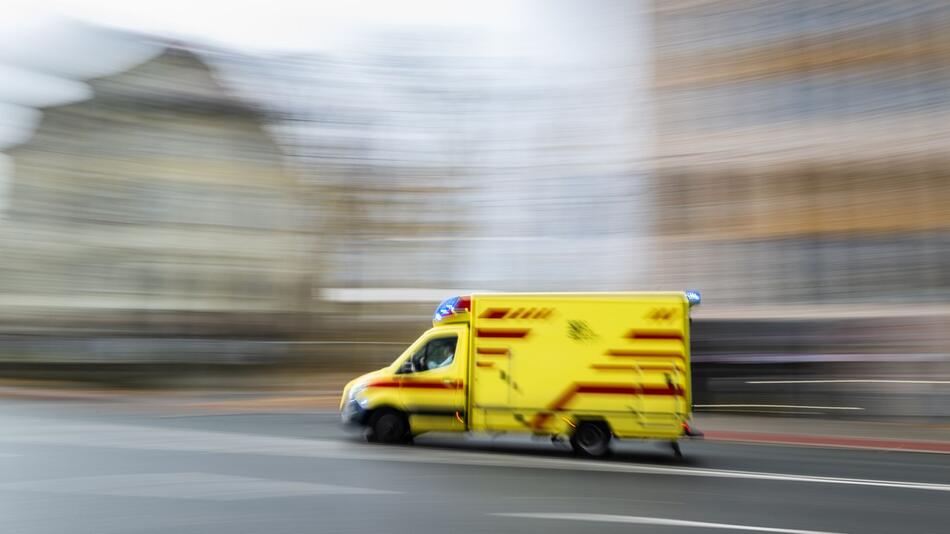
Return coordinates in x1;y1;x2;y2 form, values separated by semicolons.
567;320;598;342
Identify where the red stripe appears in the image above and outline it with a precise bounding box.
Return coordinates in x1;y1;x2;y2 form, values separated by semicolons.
590;364;638;371
607;349;685;360
531;381;685;429
638;364;684;371
479;308;509;319
366;380;462;390
591;364;683;372
477;328;529;339
365;381;400;388
627;330;683;340
556;383;685;407
573;384;684;399
547;386;581;412
532;413;555;428
476;347;510;355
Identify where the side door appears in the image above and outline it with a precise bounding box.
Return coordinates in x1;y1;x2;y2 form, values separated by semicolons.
396;326;467;433
470;344;513;430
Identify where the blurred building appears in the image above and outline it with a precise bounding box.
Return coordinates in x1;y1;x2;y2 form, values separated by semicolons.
650;0;950;311
218;7;652;308
0;46;312;344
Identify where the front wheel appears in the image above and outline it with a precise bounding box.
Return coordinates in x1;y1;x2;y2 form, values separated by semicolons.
367;409;410;444
570;421;612;457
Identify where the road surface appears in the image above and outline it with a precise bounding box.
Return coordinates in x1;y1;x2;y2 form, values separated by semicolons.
1;399;948;534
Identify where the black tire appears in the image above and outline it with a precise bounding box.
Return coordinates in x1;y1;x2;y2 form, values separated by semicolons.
367;409;410;444
570;421;612;457
671;441;683;459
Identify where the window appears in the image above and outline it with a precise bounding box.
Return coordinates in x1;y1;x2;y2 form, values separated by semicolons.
406;336;457;373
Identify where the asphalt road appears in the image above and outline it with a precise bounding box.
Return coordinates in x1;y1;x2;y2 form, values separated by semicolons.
1;400;949;534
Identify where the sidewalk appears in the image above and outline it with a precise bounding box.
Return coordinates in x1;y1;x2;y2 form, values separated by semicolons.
3;381;949;454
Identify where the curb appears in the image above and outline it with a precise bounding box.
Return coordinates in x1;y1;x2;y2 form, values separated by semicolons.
704;430;950;454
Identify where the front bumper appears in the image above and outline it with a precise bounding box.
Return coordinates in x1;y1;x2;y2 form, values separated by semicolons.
341;400;368;427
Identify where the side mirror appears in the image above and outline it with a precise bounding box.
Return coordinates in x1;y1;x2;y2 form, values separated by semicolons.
397;361;414;374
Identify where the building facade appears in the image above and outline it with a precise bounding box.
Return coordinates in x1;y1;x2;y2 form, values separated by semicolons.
1;47;311;341
650;0;950;310
218;5;653;302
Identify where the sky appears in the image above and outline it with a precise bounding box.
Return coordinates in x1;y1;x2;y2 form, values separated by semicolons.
0;0;523;149
0;0;649;149
7;0;519;53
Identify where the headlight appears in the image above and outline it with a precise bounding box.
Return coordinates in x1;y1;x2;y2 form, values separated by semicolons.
349;383;367;401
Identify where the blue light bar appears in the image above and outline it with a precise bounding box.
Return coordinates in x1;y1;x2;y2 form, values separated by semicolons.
685;290;701;307
433;296;460;322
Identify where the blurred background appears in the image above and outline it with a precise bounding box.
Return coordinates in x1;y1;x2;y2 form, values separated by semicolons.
2;0;949;418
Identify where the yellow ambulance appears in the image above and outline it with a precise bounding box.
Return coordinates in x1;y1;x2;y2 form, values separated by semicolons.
340;291;701;457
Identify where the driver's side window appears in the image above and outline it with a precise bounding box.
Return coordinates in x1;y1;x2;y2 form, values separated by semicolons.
402;336;457;374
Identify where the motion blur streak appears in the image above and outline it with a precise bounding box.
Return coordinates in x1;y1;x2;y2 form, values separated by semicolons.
746;380;950;385
492;513;849;534
1;1;950;532
0;0;947;411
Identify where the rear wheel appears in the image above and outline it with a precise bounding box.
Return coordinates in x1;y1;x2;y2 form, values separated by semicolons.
570;421;612;457
671;441;683;459
367;409;410;444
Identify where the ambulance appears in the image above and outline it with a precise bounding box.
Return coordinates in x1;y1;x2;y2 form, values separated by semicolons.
340;291;701;457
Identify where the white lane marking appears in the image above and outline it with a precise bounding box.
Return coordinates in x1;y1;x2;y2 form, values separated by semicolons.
492;513;848;534
696;404;864;411
2;416;949;493
0;472;399;501
745;380;950;385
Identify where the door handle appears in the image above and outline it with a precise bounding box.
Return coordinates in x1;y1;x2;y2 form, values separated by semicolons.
442;378;455;385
